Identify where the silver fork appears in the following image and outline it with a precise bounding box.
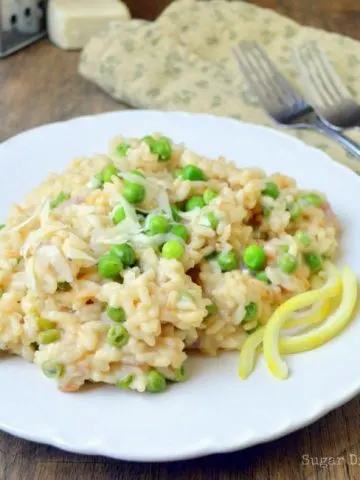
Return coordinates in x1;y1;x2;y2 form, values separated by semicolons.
294;41;360;130
233;41;360;159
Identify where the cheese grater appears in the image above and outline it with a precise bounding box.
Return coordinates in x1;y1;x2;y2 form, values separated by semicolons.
0;0;47;57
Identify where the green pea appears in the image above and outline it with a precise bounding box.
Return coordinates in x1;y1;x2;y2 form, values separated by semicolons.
110;243;136;267
50;191;70;209
170;224;189;242
107;325;129;348
203;188;218;205
103;165;119;183
244;302;257;321
206;212;219;230
217;250;238;272
143;136;157;157
95;171;105;187
107;306;126;323
174;366;186;382
122;182;146;204
154;137;172;162
304;252;323;272
278;253;298;274
57;281;72;292
206;303;218;316
256;271;271;284
144;136;172;161
112;206;126;225
116;374;134;389
149;215;170;235
0;224;5;231
38;329;61;345
42;361;64;379
171;204;181;221
146;369;167;393
143;135;155;146
184;196;205;211
181;164;207;181
299;193;323;207
162;240;185;260
98;254;123;279
115;142;130;157
295;231;311;247
243;245;266;271
262;182;279;199
37;317;56;331
288;202;302;221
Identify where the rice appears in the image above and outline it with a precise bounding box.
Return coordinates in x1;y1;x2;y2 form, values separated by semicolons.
0;135;339;393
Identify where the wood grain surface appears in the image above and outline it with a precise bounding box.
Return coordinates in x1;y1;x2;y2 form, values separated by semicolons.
1;1;360;479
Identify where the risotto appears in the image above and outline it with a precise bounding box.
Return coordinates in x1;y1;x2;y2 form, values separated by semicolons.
0;134;339;393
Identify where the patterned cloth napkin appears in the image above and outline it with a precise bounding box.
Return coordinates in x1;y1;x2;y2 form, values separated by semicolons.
79;0;360;172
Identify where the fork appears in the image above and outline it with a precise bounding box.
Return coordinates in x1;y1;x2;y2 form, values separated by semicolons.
233;41;360;159
294;41;360;130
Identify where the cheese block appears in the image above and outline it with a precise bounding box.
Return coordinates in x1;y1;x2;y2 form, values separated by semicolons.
47;0;131;50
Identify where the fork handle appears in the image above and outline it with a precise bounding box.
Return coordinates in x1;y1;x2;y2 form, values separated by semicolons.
313;122;360;159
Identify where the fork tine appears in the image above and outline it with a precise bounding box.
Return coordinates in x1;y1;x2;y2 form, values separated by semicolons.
311;42;353;99
234;41;304;115
295;42;350;108
295;44;332;107
299;42;339;103
233;44;284;113
243;44;291;107
249;42;304;106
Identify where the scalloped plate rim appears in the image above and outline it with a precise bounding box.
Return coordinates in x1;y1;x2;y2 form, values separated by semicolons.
0;110;359;462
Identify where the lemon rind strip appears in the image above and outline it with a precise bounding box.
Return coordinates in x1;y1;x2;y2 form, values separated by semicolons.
283;300;330;331
263;262;342;380
238;327;265;379
279;267;357;355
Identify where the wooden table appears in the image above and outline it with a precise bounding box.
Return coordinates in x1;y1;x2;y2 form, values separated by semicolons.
1;1;360;479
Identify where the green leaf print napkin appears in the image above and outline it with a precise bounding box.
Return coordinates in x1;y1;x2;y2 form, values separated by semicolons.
79;0;360;172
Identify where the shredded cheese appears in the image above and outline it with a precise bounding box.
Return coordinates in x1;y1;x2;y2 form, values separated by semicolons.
8;199;48;233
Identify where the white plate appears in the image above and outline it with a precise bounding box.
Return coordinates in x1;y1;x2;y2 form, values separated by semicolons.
0;111;359;462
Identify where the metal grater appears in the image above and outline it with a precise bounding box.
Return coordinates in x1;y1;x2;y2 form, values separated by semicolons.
0;0;47;57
